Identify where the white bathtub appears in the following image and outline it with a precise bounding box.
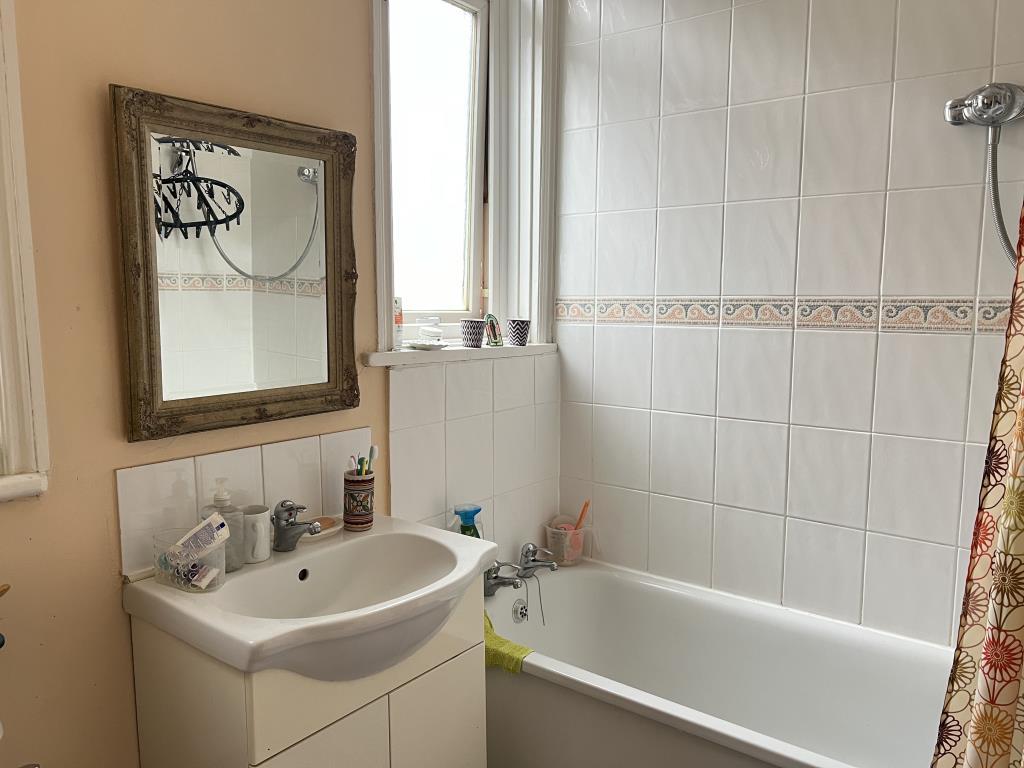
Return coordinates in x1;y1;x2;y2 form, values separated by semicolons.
485;562;951;768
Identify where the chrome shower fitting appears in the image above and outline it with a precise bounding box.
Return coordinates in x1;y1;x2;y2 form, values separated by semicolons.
945;83;1024;269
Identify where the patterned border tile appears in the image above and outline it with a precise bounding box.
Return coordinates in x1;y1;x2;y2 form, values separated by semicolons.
721;297;794;328
595;297;654;324
796;298;878;330
978;297;1012;335
880;297;974;334
554;298;594;323
655;297;719;326
157;272;326;297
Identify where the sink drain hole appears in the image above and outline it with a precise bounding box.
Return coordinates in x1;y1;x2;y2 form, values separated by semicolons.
298;568;309;581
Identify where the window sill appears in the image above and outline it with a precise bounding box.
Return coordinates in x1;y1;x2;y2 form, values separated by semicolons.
0;471;47;503
364;342;556;368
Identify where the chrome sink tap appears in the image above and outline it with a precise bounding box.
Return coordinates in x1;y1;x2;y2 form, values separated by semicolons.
517;543;558;579
483;562;523;597
271;500;321;552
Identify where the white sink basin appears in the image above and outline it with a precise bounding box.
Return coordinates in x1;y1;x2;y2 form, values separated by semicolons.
123;517;496;681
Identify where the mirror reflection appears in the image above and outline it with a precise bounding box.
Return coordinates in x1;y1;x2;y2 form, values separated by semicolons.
151;133;327;401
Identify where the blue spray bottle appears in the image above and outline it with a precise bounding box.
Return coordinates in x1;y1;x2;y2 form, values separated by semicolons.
453;504;483;538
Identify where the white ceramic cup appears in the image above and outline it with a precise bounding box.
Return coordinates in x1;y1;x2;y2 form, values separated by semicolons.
242;505;271;563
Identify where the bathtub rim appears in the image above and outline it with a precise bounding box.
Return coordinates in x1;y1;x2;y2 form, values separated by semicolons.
489;560;952;768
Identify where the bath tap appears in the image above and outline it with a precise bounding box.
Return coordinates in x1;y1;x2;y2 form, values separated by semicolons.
517;543;558;579
271;500;322;552
484;562;523;596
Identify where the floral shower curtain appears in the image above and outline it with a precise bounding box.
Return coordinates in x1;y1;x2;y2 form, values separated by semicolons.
934;201;1024;768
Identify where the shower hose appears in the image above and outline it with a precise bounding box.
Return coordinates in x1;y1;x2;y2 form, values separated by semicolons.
988;126;1019;268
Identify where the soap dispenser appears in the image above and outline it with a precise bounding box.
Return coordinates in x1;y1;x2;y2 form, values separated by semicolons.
453;504;483;538
202;478;245;572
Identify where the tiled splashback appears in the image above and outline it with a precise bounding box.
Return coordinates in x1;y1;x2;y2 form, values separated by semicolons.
554;0;1024;645
388;354;561;563
116;428;370;579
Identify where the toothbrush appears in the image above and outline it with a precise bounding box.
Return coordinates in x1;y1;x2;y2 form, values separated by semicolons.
348;456;357;472
367;445;379;473
573;499;591;530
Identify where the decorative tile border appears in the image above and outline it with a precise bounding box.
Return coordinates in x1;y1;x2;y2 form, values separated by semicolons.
554;298;594;323
880;297;974;334
721;297;794;328
796;298;878;330
158;271;326;297
656;297;719;325
595;297;655;324
978;298;1012;335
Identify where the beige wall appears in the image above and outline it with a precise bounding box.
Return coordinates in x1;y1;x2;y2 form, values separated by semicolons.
0;2;384;765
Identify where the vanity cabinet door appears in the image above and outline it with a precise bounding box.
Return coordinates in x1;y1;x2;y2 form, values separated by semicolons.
258;697;389;768
388;644;486;768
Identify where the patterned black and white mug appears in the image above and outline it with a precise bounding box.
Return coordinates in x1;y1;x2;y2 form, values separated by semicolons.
507;318;531;346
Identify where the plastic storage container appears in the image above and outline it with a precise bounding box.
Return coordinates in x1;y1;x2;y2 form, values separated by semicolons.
153;528;226;592
545;516;589;567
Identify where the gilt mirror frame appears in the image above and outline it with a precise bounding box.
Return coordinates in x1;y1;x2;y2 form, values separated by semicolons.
110;85;358;442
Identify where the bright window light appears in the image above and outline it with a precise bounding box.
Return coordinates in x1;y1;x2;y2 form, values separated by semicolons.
389;0;481;314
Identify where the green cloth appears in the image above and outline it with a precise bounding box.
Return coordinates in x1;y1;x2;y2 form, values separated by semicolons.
484;611;532;674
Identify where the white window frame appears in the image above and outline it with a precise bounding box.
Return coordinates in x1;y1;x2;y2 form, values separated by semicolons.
0;0;49;502
372;0;559;352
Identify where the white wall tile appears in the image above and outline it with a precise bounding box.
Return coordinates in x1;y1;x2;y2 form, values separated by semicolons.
993;64;1024;183
602;0;662;34
262;436;322;517
655;205;723;296
881;186;983;296
662;12;731;114
446;360;493;420
802;84;892;196
874;333;971;441
592;483;650;570
652;327;719;416
494;357;535;412
390;423;446;521
967;336;1003;444
320;428;373;518
493;481;556;563
446;414;494;508
889;70;990;189
715;419;789;513
726;98;804;201
868;435;964;545
713;505;785;603
895;0;995;79
562;41;599;130
594;325;654;409
648;495;713;585
730;0;809;104
791;331;877;431
557;214;596;296
593;405;651;490
560;476;594;522
797;193;885;296
597;120;659;212
665;0;730;21
718;329;793;423
722;199;799;295
596;211;657;295
806;0;896;92
659;110;727;206
560;128;598;213
996;0;1024;66
952;547;969;645
979;182;1024;294
556;323;594;403
389;364;444;431
784;519;865;622
494;406;538;495
788;426;870;528
536;402;561;481
535;354;561;405
651;412;716;501
563;0;600;43
117;457;198;575
560;402;593;481
863;533;956;643
600;27;662;123
960;443;985;549
195;446;264;511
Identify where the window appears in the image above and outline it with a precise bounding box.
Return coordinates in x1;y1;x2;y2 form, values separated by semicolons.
385;0;488;329
372;0;559;353
0;0;49;502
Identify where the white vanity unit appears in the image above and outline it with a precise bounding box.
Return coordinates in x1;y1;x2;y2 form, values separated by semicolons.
124;517;496;767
